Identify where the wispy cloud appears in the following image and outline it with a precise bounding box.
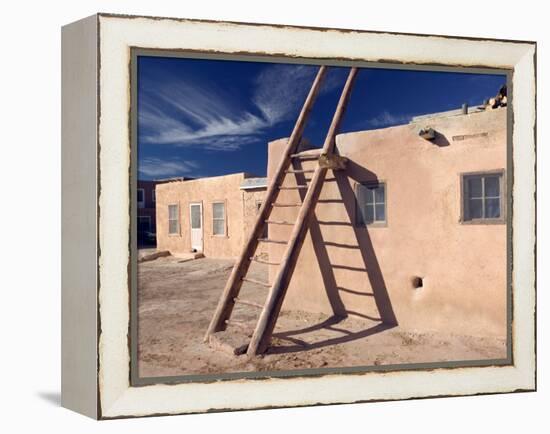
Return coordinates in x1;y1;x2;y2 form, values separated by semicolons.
364;111;413;128
253;65;346;125
139;64;336;151
139;83;267;150
138;157;200;178
253;65;316;125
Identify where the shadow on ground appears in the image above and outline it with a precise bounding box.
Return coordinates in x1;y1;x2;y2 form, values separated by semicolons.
37;391;61;407
269;316;396;354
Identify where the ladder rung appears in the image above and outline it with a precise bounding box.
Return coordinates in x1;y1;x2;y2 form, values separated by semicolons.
257;238;287;245
265;220;294;225
233;297;263;308
278;185;309;190
272;202;302;207
224;319;249;329
242;277;271;287
250;256;281;265
285;169;315;174
290;153;321;160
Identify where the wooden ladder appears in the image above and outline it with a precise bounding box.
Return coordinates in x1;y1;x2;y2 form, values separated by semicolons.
205;66;358;356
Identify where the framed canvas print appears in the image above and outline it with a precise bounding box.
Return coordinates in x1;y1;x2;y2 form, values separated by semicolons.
61;13;536;419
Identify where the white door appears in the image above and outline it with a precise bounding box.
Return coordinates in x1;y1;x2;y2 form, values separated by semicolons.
189;203;203;252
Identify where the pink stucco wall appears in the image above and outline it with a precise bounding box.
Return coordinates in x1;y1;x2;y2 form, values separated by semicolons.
156;173;266;259
267;107;508;337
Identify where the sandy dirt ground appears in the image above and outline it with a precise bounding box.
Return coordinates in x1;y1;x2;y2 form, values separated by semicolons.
137;255;506;378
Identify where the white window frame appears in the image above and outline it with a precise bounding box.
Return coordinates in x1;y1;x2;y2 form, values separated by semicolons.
212;201;227;237
168;203;180;235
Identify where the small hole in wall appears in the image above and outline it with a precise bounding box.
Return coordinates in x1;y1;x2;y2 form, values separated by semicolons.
412;276;423;289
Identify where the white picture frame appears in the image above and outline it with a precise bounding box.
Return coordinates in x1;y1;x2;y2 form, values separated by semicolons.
61;13;536;419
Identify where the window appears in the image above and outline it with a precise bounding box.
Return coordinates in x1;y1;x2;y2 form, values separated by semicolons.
462;172;504;222
137;216;151;232
152;189;156;203
212;202;226;236
168;204;179;235
356;182;386;225
137;188;145;208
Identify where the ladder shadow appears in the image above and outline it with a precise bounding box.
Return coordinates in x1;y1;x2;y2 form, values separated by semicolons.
269;317;394;354
333;161;398;327
292;164;347;317
267;160;397;355
294;159;398;326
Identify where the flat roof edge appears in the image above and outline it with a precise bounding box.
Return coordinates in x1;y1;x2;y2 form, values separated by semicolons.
240;177;268;190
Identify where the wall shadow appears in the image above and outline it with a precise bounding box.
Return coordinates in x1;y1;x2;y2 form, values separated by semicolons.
335;160;398;326
432;131;450;147
266;159;398;355
270;318;393;354
293;158;398;326
292;163;347;317
36;391;61;407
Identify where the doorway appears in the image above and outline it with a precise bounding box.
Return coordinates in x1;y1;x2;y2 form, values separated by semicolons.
189;202;203;252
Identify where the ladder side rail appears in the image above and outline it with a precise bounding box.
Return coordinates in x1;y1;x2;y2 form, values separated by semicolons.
247;165;328;355
247;67;359;355
204;66;328;340
320;67;358;155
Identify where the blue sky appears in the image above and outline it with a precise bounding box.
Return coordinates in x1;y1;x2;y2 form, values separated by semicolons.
137;56;506;180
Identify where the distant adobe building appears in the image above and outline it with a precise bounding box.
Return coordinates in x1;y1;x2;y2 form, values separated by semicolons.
137;178;192;245
155;173;267;258
137;180;160;245
267;105;508;338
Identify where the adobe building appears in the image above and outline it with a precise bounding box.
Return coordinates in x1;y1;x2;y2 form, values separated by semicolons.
156;173;267;258
137;180;163;245
137;178;192;245
267;105;508;338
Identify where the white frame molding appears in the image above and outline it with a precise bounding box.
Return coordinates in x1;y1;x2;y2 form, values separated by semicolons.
211;200;227;237
62;13;536;419
167;203;180;236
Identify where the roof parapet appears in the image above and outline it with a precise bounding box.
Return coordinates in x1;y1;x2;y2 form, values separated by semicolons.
240;177;268;190
410;105;485;123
